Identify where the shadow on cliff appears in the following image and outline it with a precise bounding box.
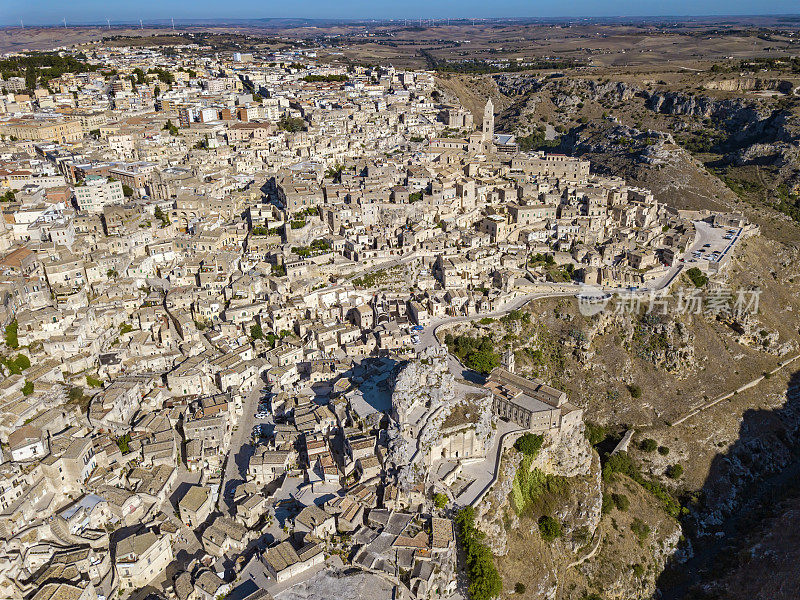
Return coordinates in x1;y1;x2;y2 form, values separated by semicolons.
655;369;800;600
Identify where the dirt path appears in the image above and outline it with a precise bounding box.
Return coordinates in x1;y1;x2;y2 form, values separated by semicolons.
671;353;800;426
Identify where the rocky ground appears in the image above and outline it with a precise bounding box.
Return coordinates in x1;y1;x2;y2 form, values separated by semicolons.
441;65;800;600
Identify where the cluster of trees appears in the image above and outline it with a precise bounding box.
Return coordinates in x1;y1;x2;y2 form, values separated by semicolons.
302;74;348;83
294;206;320;218
455;506;502;600
602;492;630;514
775;183;800;223
602;451;681;518
511;456;569;516
0;52;98;91
352;269;387;289
444;333;499;375
514;433;543;457
147;67;174;85
2;353;30;375
1;190;16;203
252;225;281;236
277;115;308;132
292;238;332;257
420;49;582;74
5;320;18;348
162;120;180;136
517;129;562;153
686;267;708;288
529;252;555;267
154;206;171;228
538;515;562;542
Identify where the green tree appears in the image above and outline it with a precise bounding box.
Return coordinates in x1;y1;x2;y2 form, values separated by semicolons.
250;323;264;340
277;115;307;132
612;493;630;511
433;493;448;509
22;380;34;396
666;464;683;479
639;438;658;452
514;433;544;457
585;422;606;446
162;119;179;136
464;349;499;375
538;515;562;542
686;267;708;288
122;184;134;197
154;206;170;227
455;507;502;600
5;319;18;348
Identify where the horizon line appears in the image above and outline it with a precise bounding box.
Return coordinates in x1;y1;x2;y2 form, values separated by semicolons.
3;13;800;28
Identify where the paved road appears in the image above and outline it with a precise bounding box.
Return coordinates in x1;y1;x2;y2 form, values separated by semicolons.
218;380;267;513
418;289;574;352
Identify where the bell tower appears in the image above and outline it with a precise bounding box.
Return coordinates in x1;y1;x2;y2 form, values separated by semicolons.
482;98;494;143
502;345;515;374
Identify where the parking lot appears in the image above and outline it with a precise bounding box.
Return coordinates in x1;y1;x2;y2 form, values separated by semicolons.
683;221;742;267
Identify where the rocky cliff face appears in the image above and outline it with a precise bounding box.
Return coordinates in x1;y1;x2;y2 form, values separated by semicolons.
475;422;600;557
385;351;496;491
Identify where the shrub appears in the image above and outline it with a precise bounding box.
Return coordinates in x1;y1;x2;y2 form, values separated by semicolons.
601;492;614;515
632;563;645;577
612;493;630;511
631;518;650;541
514;583;526;594
5;319;18;348
658;446;670;456
585;422;606;447
639;438;658;452
464;349;500;375
86;374;104;388
514;433;544;457
455;507;502;600
666;464;684;479
22;380;34;396
433;493;448;509
603;451;681;517
538;515;562;542
3;353;30;375
627;384;642;399
686;267;708;288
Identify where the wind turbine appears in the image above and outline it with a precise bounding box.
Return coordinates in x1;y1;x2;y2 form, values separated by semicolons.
171;17;175;31
106;18;110;30
19;19;23;29
63;18;67;29
140;19;143;30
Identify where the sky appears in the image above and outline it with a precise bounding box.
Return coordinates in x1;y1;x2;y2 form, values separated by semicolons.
2;0;799;26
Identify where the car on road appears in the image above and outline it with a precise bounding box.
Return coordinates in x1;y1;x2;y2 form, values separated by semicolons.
703;243;711;247
411;325;423;331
